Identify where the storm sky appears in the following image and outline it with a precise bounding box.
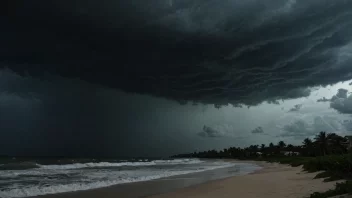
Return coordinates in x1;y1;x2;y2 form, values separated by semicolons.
2;0;352;157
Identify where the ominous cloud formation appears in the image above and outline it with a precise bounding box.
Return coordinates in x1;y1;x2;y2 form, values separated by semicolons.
335;88;349;99
251;127;264;134
317;88;348;102
317;88;352;114
330;94;352;114
0;69;203;157
3;0;352;106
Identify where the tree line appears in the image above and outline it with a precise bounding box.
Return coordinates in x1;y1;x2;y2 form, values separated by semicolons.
172;132;351;159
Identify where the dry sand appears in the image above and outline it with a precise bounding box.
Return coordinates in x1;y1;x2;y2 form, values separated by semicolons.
148;161;345;198
33;160;348;198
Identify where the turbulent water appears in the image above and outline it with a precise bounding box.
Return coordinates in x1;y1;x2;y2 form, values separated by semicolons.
0;158;259;198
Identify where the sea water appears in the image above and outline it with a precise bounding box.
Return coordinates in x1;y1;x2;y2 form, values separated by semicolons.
0;158;260;198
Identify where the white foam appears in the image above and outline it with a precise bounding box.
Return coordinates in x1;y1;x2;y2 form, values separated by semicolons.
0;161;236;198
38;159;203;170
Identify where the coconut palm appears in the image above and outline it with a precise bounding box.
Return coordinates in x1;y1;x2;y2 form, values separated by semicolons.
287;144;294;151
269;142;274;148
302;138;313;148
302;138;314;156
267;142;275;154
327;133;347;154
314;131;329;156
277;141;286;149
260;144;266;152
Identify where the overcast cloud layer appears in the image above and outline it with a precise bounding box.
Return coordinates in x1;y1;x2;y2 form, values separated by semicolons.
3;1;352;157
1;68;352;157
3;0;352;106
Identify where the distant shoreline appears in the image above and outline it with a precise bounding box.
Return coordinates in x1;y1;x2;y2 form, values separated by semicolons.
28;159;256;198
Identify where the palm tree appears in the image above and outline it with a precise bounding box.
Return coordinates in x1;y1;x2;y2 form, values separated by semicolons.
248;145;259;152
302;138;314;156
327;133;347;154
269;142;274;148
260;144;266;152
287;144;294;151
275;141;286;155
302;138;313;148
314;132;328;156
267;142;275;154
277;141;286;149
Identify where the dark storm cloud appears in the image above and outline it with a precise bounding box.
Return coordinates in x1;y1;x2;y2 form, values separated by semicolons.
317;88;348;102
0;69;110;156
251;127;264;134
0;69;192;157
288;104;303;112
330;95;352;114
336;89;349;99
4;0;352;106
317;88;352;114
197;125;233;138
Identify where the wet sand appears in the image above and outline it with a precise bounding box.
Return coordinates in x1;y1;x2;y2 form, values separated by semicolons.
149;161;344;198
32;160;343;198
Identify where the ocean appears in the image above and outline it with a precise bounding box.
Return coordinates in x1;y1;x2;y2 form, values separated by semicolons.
0;158;261;198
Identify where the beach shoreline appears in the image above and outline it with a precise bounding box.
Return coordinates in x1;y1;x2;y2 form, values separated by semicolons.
27;159;252;198
28;160;343;198
148;160;344;198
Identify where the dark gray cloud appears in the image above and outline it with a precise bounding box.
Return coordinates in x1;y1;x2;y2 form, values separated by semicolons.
0;69;200;157
251;127;264;134
336;89;349;99
317;88;348;102
330;95;352;114
317;88;352;114
317;97;331;102
197;125;233;138
3;0;352;106
281;120;314;137
288;104;303;112
279;116;342;138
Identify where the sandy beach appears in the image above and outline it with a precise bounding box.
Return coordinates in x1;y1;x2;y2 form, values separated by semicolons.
29;160;349;198
148;161;345;198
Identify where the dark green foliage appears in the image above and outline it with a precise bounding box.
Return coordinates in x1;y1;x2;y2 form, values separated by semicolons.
308;181;352;198
171;131;352;198
172;131;350;160
302;154;352;178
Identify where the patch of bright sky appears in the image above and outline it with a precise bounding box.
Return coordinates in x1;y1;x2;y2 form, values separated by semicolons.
189;79;352;148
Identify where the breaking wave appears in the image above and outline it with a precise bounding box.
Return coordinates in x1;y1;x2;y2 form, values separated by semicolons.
38;158;203;170
0;159;245;198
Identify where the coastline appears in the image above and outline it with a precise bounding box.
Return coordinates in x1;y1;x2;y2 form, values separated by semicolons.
29;160;249;198
29;160;343;198
149;160;344;198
